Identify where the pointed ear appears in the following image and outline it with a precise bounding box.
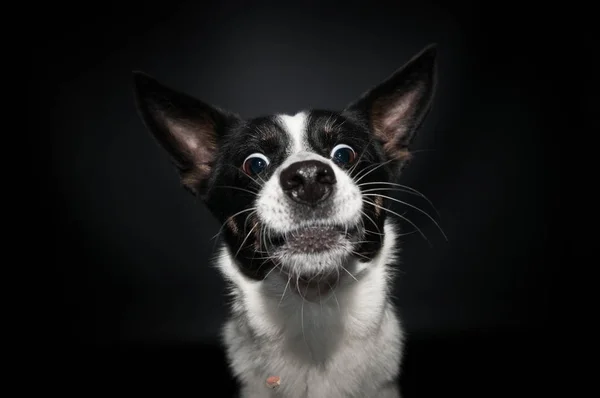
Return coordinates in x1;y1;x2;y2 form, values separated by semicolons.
344;44;438;169
132;72;238;197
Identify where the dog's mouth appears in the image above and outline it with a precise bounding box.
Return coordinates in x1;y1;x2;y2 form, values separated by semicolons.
267;224;360;255
260;223;364;299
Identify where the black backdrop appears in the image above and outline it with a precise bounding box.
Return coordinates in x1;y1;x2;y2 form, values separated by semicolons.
35;0;566;395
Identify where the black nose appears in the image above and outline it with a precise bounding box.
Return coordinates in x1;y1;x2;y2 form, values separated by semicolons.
279;160;337;206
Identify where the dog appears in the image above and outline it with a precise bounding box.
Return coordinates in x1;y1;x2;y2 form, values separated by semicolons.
132;43;438;398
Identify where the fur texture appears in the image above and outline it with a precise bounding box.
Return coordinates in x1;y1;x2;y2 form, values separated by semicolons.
218;220;403;398
133;44;438;397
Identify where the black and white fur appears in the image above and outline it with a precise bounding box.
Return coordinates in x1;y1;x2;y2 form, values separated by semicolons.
133;44;438;398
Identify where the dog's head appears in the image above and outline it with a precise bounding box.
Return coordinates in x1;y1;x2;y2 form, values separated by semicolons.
133;44;437;291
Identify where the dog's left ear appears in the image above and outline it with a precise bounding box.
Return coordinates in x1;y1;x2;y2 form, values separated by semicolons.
344;44;438;169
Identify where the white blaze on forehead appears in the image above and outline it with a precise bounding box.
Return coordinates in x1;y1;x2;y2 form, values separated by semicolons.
278;112;308;154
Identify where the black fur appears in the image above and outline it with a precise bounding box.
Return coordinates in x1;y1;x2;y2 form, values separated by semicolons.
132;44;437;281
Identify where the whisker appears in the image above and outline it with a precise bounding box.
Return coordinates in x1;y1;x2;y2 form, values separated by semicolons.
211;208;257;242
255;256;276;275
397;230;419;237
339;264;358;282
362;228;386;237
350;159;381;181
358;181;440;218
262;226;271;264
363;198;431;246
278;275;291;308
261;262;280;280
317;280;323;313
301;284;308;351
348;138;376;175
222;164;264;188
213;185;259;196
266;225;276;252
363;193;447;241
361;228;418;238
328;282;341;313
354;159;395;184
350;251;371;261
360;209;383;235
240;210;259;236
252;253;278;260
233;223;259;259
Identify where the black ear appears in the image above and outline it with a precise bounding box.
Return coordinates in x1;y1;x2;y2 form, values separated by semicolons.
132;72;238;197
344;44;438;168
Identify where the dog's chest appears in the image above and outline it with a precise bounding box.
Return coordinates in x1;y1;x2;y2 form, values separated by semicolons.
223;304;402;398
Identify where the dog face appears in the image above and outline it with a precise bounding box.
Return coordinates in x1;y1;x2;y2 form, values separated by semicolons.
133;44;437;287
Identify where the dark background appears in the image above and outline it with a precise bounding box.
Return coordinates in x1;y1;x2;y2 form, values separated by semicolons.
34;0;566;395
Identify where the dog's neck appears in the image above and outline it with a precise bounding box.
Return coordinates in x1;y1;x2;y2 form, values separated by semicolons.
217;221;399;362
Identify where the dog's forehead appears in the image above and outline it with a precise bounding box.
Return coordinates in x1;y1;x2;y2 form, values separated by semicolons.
241;110;360;160
278;112;309;153
275;111;348;154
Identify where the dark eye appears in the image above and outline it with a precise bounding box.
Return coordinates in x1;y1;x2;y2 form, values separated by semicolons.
330;144;356;165
242;153;270;175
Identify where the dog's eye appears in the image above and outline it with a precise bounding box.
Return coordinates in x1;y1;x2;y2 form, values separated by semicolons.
330;144;356;165
242;153;270;175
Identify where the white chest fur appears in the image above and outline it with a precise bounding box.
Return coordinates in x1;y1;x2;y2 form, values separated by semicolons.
217;222;404;398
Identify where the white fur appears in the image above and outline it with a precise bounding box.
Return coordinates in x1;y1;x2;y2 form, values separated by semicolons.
217;221;403;398
215;112;404;397
279;112;308;154
256;113;363;278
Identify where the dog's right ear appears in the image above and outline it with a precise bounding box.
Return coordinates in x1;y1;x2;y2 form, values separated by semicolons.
132;72;238;197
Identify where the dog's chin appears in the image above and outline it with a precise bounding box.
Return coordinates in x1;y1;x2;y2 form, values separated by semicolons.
273;224;357;254
266;224;362;300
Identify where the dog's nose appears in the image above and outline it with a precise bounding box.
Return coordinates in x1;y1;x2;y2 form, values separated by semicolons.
280;160;337;206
